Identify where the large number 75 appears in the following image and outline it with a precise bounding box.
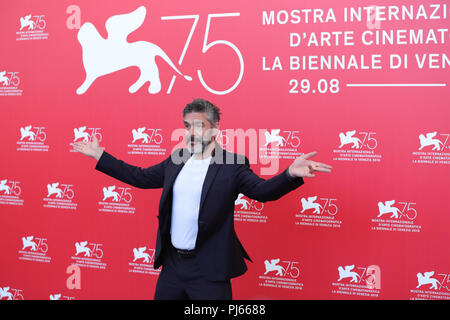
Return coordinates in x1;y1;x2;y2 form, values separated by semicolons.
161;13;244;95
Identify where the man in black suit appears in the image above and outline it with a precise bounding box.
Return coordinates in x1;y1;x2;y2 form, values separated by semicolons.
73;98;332;300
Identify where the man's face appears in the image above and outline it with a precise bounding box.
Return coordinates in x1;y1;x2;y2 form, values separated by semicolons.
183;112;218;154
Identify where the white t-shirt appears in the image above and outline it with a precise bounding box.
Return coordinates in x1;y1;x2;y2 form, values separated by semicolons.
170;155;212;250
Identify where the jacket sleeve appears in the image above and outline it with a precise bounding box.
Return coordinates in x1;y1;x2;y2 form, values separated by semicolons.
94;151;168;189
235;156;304;202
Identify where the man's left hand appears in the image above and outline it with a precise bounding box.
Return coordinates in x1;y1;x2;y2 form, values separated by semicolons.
288;151;332;178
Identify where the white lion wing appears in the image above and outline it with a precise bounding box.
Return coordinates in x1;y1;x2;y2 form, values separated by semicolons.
105;6;147;42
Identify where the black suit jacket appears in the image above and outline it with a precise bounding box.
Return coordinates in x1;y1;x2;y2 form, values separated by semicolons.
95;142;304;281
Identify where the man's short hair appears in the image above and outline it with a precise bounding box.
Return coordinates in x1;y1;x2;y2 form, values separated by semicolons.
182;98;221;126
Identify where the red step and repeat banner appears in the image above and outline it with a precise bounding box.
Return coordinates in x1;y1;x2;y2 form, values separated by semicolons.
1;0;449;300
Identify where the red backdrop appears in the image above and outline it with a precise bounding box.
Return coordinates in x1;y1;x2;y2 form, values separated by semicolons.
1;0;449;300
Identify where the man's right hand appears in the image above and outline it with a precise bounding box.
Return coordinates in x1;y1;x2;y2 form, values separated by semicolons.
73;136;104;161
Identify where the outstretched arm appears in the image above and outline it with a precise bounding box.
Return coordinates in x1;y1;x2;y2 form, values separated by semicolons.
73;136;166;189
236;157;303;203
236;151;332;202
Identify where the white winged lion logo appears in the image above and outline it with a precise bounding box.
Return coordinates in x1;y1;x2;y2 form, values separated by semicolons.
76;6;192;95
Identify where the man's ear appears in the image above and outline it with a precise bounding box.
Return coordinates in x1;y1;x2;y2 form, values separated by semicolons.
211;123;220;137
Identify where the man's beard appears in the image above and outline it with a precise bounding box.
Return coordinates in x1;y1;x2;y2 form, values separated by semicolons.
187;136;212;155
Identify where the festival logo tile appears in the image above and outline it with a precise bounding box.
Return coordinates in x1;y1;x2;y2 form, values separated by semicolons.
0;286;24;300
70;241;107;270
98;184;136;214
412;131;450;165
127;127;167;155
370;200;422;233
18;235;52;264
234;193;267;223
49;293;76;300
69;126;103;152
0;70;23;96
17;125;50;152
331;264;381;298
75;6;193;95
128;246;160;275
16;14;48;40
258;257;303;291
333;130;382;162
0;179;24;206
409;270;450;300
259;129;304;160
295;195;342;229
43;182;77;211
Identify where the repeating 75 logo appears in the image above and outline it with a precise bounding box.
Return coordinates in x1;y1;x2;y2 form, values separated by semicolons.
22;236;49;253
20;15;47;30
0;287;24;300
316;198;338;215
75;242;104;259
49;184;75;200
300;197;338;215
3;72;20;87
354;266;381;289
102;185;133;203
1;180;21;196
265;259;300;279
23;126;47;141
433;273;450;291
161;13;244;95
280;261;300;278
34;237;49;253
87;243;104;259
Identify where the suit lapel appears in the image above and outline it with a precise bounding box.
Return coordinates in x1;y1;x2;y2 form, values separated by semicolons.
198;144;223;215
159;148;187;209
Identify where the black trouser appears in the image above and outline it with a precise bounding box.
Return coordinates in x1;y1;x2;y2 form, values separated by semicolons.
154;244;232;300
